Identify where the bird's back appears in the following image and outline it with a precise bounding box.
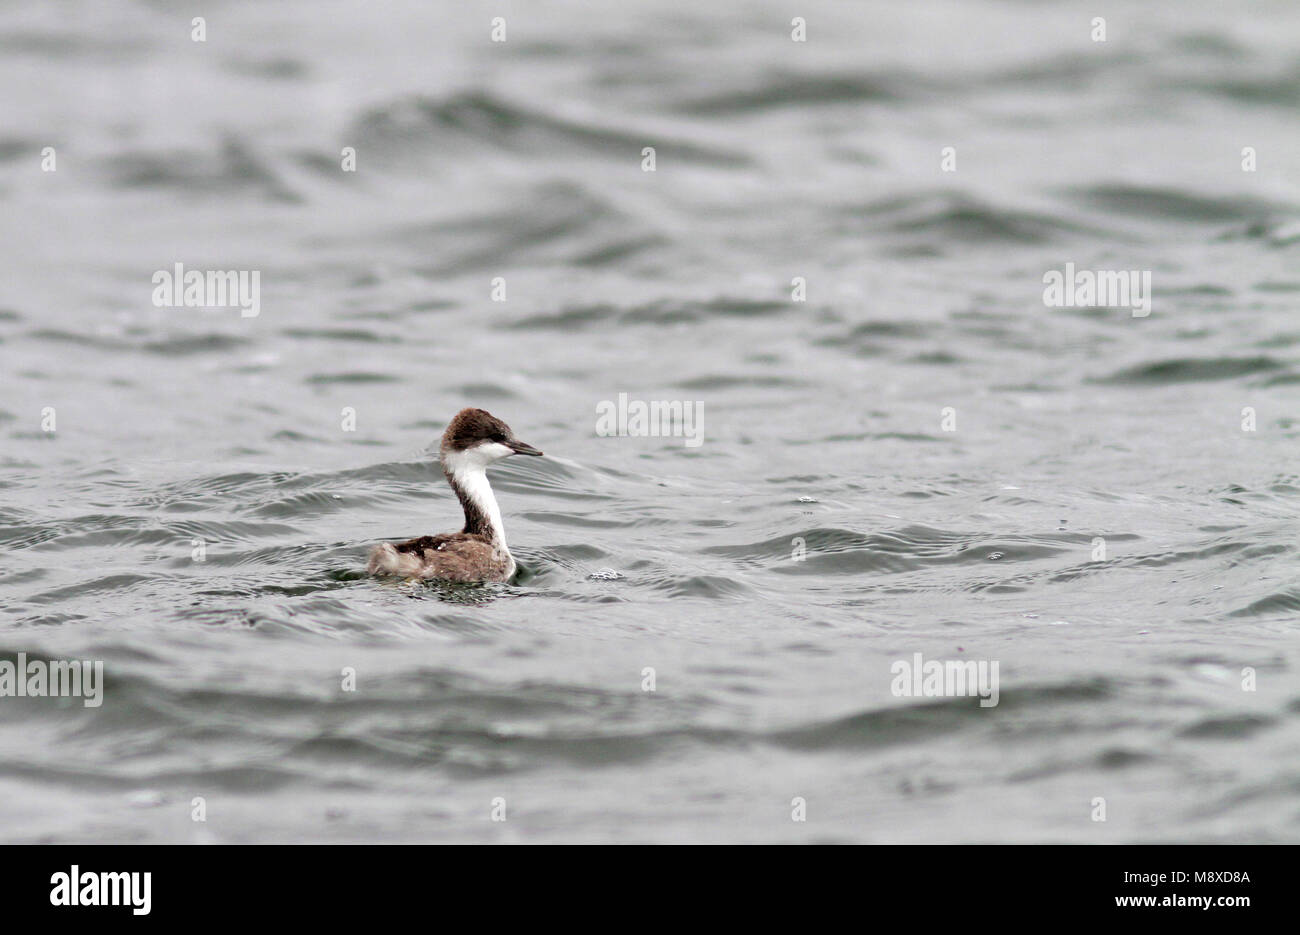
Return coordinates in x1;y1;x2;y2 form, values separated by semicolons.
367;533;514;582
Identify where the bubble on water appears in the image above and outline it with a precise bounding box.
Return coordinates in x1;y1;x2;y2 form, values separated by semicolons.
987;552;1004;560
1267;220;1300;245
588;568;624;580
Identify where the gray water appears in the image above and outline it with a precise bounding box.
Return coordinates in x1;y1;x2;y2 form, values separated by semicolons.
1;0;1299;843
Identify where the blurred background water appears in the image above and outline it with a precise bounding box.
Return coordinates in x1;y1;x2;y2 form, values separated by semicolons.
1;0;1298;843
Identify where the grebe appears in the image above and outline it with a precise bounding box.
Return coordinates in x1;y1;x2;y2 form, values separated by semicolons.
367;408;543;582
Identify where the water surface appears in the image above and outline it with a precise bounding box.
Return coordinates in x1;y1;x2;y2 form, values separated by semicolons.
1;0;1298;843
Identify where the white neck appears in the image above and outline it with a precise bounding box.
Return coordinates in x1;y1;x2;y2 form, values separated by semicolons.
442;448;509;550
460;465;507;547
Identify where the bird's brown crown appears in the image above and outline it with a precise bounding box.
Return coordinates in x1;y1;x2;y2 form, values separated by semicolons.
440;407;513;453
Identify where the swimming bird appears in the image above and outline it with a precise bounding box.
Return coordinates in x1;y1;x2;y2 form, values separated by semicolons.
367;408;543;582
